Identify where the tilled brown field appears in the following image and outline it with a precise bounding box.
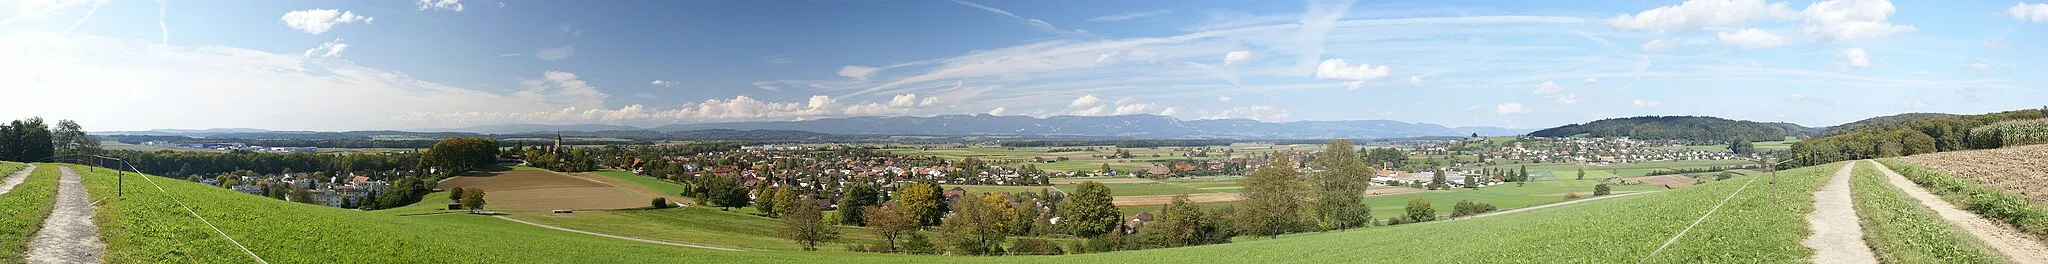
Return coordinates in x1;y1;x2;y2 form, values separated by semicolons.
1900;144;2048;206
441;170;654;210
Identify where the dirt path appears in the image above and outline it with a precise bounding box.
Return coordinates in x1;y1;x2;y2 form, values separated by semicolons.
1870;161;2048;263
1802;163;1876;264
494;216;743;251
0;164;35;196
25;167;106;264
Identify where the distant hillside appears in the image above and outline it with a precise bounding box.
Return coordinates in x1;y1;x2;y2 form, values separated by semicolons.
1819;113;1960;136
1785;109;2046;167
429;123;645;134
652;114;1533;139
1528;116;1810;142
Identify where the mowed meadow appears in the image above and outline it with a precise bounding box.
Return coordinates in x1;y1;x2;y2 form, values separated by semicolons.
38;160;1849;263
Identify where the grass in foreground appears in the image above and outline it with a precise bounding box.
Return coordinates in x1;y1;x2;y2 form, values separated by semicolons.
0;164;58;262
1849;161;2000;263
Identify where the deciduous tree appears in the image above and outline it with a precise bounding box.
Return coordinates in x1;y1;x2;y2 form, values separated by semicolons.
779;195;840;251
1062;181;1120;238
864;204;915;252
894;182;946;226
1310;139;1371;230
1237;159;1307;238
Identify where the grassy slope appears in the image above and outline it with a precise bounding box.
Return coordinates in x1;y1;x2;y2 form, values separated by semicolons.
1848;161;2000;263
0;164;57;262
506;206;882;251
590;170;691;196
62;162;1840;263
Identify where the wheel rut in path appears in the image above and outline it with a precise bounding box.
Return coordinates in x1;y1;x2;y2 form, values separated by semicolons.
1870;161;2048;263
24;167;106;264
1802;163;1875;264
0;164;35;196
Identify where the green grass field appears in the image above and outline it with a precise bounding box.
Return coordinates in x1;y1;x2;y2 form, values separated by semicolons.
50;161;1846;262
506;206;883;251
0;164;57;262
1487;160;1754;179
592;170;693;197
1848;161;2000;263
1055;182;1225;196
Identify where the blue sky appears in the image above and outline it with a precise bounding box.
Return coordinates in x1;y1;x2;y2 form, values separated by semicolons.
3;0;2046;131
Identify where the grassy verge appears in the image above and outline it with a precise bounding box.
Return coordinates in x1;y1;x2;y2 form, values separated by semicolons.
0;164;58;262
1876;159;2048;238
504;206;883;251
1850;161;2000;263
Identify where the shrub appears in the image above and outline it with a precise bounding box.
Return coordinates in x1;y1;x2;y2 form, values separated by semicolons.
651;197;673;208
1593;184;1612;196
1563;192;1581;200
1716;172;1737;181
898;232;937;255
1007;238;1065;255
1404;198;1435;223
1449;200;1498;218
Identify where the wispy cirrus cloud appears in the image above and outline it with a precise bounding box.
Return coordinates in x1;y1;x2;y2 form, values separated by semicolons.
1086;9;1172;22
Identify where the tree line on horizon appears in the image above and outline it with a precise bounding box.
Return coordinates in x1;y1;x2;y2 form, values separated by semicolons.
1784;108;2046;167
0;117;102;163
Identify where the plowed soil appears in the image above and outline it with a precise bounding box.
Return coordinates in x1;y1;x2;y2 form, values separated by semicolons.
1900;144;2048;206
441;170;654;210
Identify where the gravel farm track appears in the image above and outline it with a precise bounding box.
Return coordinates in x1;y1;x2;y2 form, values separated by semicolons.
439;170;653;210
1899;144;2048;206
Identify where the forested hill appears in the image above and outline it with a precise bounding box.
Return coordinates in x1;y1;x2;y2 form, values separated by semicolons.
1818;113;1960;136
1528;116;1811;142
1784;109;2046;167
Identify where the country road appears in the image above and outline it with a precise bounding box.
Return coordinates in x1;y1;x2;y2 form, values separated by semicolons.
24;167;106;264
1803;162;1876;264
0;164;34;196
1870;161;2048;263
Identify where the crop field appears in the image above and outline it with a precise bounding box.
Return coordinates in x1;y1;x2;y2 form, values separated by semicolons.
1897;144;2048;206
1358;179;1666;218
505;206;884;251
0;164;56;262
52;161;1852;262
1055;182;1225;196
440;169;655;210
1848;161;2001;263
1879;158;2048;240
575;171;693;204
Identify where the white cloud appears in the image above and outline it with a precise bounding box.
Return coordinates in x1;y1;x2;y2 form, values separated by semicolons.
1069;94;1102;108
1216;96;1232;103
1315;58;1392;90
987;107;1007;116
1159;107;1181;116
418;0;464;12
516;71;609;110
1086;9;1171;22
1965;62;1995;74
1069;105;1109;116
280;9;372;35
1113;103;1155;115
948;0;1089;36
1532;81;1564;94
1983;40;2009;49
1583;77;1599;84
1716;28;1791;48
1204;105;1292;121
1800;0;1915;42
1642;38;1680;51
1632;99;1662;108
1223;51;1255;66
838;65;879;80
302;38;348;58
1837;47;1870;69
750;81;782;92
535;46;575;61
1407;75;1423;85
1607;0;1796;31
888;94;927;107
1495;103;1531;115
651;80;673;87
2014;3;2048;22
1553;93;1580;105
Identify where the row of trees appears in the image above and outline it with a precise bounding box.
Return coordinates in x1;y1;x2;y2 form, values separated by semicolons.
0;117;99;163
418;137;499;177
